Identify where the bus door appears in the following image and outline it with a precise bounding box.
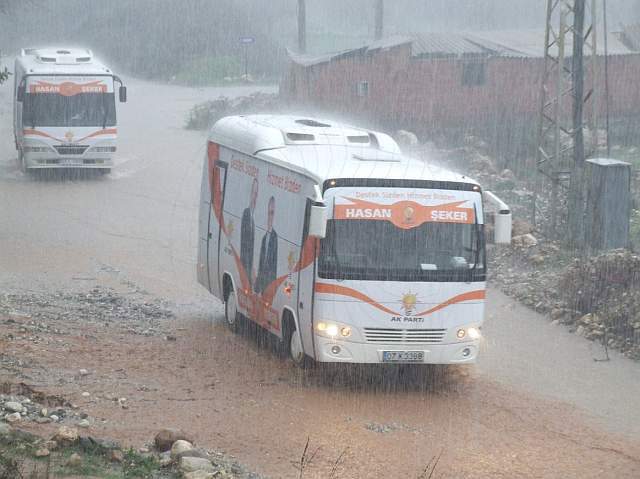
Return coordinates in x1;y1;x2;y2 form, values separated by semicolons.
207;150;228;298
296;198;320;357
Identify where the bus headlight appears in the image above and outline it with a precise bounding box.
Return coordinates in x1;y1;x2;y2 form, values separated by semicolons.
457;326;481;340
467;327;481;340
316;321;352;339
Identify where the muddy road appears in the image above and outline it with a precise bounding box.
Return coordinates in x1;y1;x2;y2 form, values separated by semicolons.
1;78;640;478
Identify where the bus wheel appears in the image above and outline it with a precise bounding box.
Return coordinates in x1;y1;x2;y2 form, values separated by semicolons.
225;289;240;333
284;317;311;368
18;149;26;174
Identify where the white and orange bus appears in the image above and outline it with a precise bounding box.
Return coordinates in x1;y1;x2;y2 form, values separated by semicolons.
13;47;127;173
198;115;510;366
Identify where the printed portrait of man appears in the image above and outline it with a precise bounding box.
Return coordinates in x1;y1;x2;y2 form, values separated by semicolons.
241;178;258;287
255;196;279;294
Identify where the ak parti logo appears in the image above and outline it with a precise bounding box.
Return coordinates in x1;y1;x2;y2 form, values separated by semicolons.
401;292;417;316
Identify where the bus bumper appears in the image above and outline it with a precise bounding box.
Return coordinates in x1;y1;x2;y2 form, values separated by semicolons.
23;155;114;169
313;335;480;364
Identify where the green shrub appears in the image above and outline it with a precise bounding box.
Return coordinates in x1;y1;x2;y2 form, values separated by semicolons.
174;55;243;86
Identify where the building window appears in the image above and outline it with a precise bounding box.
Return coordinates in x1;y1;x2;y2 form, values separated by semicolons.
462;61;486;86
356;80;369;97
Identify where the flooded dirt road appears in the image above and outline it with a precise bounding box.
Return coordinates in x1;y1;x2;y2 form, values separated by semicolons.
1;78;639;478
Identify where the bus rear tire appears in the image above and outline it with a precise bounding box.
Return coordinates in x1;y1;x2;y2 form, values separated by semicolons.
225;289;240;333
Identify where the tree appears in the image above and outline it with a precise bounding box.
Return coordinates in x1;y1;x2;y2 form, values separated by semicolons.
298;0;306;53
374;0;383;40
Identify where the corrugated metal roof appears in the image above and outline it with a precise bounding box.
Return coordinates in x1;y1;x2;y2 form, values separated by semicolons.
620;24;640;51
411;33;489;58
366;35;414;52
288;36;412;67
288;29;637;68
467;29;635;58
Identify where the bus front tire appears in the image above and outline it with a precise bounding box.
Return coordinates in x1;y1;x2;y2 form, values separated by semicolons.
18;149;26;174
225;289;240;333
283;316;312;369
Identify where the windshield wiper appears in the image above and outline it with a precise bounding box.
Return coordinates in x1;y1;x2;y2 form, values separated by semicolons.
328;199;344;281
471;202;481;276
102;95;108;129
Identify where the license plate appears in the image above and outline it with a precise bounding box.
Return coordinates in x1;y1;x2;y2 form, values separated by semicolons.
60;158;78;165
382;351;424;363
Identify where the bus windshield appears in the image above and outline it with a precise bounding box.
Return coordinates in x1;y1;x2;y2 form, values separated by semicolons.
318;219;485;282
22;92;116;128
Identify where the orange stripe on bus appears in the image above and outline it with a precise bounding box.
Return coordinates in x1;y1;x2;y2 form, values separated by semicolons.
414;290;486;317
314;283;486;317
23;128;117;143
314;283;400;316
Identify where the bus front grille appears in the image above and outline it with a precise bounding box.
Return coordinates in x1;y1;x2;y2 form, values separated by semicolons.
54;145;90;155
363;328;446;343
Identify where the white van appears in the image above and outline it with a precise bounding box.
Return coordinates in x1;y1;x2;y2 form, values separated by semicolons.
197;115;510;366
13;47;127;173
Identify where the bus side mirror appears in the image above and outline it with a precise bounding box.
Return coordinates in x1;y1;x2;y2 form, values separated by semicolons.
17;85;25;102
493;210;512;244
308;204;327;238
119;85;127;103
483;191;512;244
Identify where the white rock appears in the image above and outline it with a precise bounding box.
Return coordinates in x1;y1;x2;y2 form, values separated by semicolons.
41;408;48;417
78;419;90;429
179;456;215;474
512;233;538;247
184;471;216;479
52;426;78;445
50;415;59;422
35;448;50;458
5;412;21;423
81;392;91;398
4;401;24;413
170;439;193;459
79;369;89;376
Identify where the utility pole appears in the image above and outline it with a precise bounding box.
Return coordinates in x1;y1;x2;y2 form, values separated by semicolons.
568;0;586;248
535;0;599;240
375;0;384;40
298;0;306;54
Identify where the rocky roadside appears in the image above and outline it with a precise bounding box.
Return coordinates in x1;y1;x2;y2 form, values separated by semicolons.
409;136;640;361
0;284;263;478
1;402;262;479
0;285;174;338
487;212;640;361
185;92;281;131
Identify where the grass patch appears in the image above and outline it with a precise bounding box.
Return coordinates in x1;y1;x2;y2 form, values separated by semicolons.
55;448;119;479
174;55;244;86
0;438;176;479
122;448;160;479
